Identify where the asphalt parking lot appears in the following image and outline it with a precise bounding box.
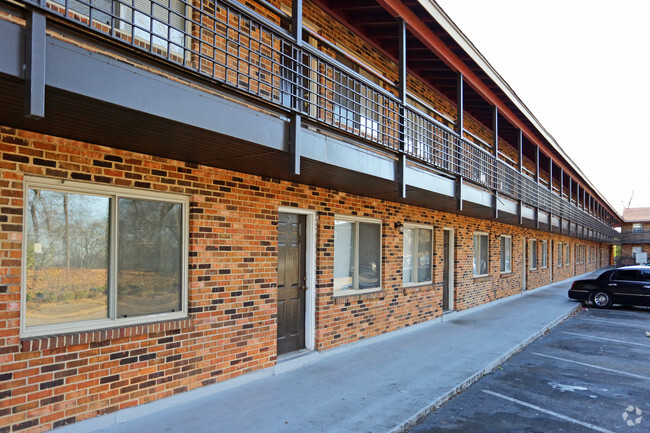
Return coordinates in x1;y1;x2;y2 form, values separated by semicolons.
409;305;650;433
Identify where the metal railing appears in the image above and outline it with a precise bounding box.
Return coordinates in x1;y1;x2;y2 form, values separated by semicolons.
26;0;616;239
619;231;650;244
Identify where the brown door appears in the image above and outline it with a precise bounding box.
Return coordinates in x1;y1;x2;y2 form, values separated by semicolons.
277;213;306;355
442;229;451;311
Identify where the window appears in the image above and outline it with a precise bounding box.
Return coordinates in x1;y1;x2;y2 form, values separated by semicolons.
500;235;512;273
117;0;186;58
541;240;548;268
334;217;381;292
611;270;640;281
473;232;489;276
565;243;570;265
403;226;433;285
633;223;643;233
23;178;188;337
558;242;563;267
529;239;537;270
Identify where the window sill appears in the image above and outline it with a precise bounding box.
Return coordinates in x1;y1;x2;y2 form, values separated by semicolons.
403;282;434;293
333;288;385;304
473;274;489;281
21;317;192;352
499;271;513;277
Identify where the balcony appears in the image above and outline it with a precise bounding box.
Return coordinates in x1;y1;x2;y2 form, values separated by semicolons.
619;231;650;245
3;0;617;240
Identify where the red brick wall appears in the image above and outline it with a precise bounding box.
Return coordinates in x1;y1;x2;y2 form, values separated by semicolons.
0;126;609;431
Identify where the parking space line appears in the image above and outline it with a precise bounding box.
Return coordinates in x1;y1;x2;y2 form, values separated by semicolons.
560;331;650;348
533;353;650;380
577;317;646;329
482;390;613;433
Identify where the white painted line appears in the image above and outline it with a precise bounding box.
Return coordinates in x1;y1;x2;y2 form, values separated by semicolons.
577;317;645;329
533;353;650;381
560;331;650;348
482;390;613;433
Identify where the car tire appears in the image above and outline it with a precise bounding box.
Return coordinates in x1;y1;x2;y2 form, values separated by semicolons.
591;291;613;309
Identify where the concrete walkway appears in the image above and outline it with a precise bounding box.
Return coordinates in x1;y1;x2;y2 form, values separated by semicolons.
57;270;606;433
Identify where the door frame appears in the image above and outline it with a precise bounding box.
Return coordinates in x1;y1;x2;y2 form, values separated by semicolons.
522;236;527;292
443;228;455;311
278;206;316;350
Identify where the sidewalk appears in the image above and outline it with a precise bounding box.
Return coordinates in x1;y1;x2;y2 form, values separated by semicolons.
57;271;603;433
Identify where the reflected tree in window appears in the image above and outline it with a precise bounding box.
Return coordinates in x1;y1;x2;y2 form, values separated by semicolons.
25;189;110;327
117;198;182;317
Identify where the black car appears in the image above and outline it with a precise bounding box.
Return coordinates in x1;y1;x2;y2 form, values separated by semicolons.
568;266;650;308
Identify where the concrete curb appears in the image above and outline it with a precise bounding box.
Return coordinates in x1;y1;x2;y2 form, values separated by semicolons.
389;302;582;433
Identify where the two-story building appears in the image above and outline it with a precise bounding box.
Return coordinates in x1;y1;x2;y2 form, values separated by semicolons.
0;0;621;430
619;207;650;265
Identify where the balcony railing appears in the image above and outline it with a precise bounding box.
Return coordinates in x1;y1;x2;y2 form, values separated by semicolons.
22;0;615;239
619;231;650;244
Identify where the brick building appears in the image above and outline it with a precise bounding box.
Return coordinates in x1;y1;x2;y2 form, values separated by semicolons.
0;0;620;431
619;207;650;266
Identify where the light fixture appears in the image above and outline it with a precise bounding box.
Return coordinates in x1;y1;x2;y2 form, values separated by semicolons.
394;221;404;233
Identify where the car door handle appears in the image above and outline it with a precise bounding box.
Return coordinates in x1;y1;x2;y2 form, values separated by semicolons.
608;283;617;287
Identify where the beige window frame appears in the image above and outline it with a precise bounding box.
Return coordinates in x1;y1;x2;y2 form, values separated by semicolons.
21;177;189;338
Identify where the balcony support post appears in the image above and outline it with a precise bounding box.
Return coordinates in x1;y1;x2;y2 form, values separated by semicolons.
560;168;564;199
493;191;499;219
25;9;46;119
548;158;553;192
292;0;303;45
535;146;539;184
518;200;523;225
288;0;303;175
536;207;540;229
398;18;407;199
569;177;572;205
517;129;523;173
456;176;463;211
457;73;464;136
492;106;499;158
290;114;301;175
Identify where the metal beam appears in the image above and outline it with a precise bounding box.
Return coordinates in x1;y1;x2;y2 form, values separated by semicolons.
290;114;301;175
518;129;523;173
518;200;523;225
492;105;498;157
548;158;553;191
292;0;303;44
535;146;539;183
457;73;464;136
398;18;407;198
493;191;499;219
456;176;463;211
25;9;46;119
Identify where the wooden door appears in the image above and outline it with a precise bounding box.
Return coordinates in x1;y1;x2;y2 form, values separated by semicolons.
277;213;306;355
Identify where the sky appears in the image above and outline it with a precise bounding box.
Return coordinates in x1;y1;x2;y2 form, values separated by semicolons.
434;0;650;216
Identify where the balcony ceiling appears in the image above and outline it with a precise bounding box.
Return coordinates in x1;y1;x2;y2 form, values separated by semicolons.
315;0;557;158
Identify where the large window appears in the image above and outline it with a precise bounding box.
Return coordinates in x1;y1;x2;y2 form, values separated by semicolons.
334;217;381;293
633;223;643;233
403;226;433;285
541;240;548;269
529;239;537;270
23;178;188;336
500;235;512;273
473;232;489;276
